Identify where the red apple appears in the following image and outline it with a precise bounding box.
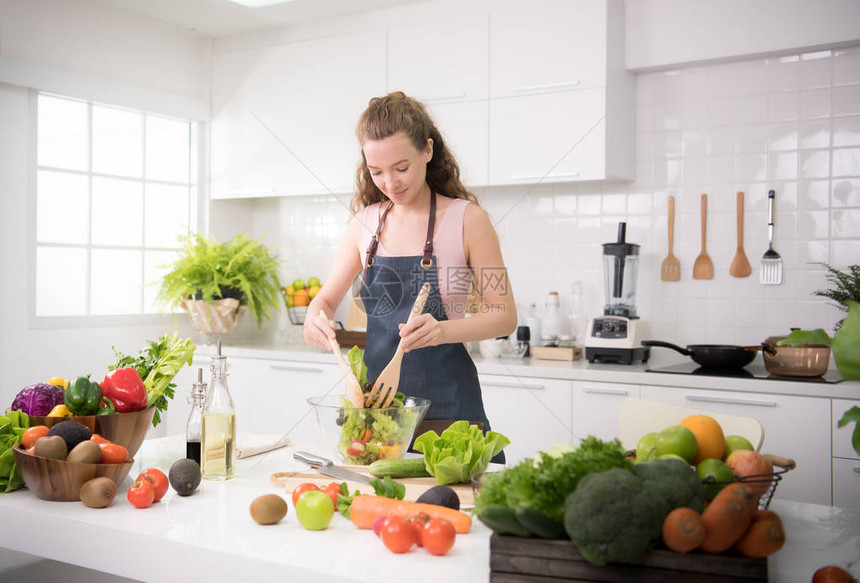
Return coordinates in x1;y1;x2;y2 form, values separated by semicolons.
725;450;774;497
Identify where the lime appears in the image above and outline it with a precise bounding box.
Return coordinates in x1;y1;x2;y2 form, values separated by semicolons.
697;458;735;500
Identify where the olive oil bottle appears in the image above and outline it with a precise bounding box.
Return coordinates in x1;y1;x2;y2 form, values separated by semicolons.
202;342;235;480
185;367;206;465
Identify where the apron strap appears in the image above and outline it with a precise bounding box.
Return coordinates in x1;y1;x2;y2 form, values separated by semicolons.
365;201;394;269
421;192;436;269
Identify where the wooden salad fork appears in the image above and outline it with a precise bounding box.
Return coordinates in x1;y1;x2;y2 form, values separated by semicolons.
660;195;681;281
320;310;364;409
365;282;431;409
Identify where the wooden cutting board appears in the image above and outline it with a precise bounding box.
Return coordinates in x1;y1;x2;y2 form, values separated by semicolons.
270;465;476;507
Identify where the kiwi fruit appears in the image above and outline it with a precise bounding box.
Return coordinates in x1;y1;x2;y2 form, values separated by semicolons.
249;493;288;525
33;435;68;460
66;440;102;464
47;420;93;452
80;477;117;508
169;458;201;496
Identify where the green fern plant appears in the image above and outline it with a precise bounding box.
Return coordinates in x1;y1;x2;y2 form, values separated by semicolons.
157;232;282;327
813;263;860;332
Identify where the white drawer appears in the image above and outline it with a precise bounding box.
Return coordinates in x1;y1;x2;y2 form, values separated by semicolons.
833;398;860;461
832;456;860;509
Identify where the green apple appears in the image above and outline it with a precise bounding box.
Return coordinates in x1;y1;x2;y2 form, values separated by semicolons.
292;279;306;291
635;432;659;463
697;458;735;500
295;490;334;530
654;425;698;463
723;435;755;460
307;276;320;288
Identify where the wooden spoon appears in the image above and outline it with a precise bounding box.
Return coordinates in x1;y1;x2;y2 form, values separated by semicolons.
692;193;714;280
660;195;681;281
729;191;752;278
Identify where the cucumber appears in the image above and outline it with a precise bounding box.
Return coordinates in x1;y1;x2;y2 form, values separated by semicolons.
368;457;431;479
476;505;532;537
514;508;567;539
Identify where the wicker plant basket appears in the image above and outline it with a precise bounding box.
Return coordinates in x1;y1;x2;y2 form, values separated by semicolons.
180;297;247;335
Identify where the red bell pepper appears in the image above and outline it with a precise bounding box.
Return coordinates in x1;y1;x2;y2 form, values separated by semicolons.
100;367;148;413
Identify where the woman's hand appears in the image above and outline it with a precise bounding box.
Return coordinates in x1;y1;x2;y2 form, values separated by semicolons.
398;313;445;352
304;310;336;350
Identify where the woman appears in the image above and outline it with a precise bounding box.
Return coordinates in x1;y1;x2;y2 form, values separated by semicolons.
304;91;517;447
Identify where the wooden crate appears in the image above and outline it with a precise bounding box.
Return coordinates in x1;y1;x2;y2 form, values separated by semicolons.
489;534;766;583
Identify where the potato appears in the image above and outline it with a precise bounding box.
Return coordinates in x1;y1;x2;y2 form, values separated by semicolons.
250;493;288;525
33;435;67;460
80;477;117;508
66;440;102;464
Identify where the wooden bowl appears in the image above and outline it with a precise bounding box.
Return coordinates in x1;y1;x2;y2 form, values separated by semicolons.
27;406;155;458
13;444;134;501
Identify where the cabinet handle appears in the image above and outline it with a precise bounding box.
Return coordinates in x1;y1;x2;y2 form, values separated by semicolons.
685;395;778;408
269;364;325;374
480;378;545;391
853;466;860;474
511;172;580;181
511;80;581;93
423;92;467;103
582;387;631;396
228;188;276;196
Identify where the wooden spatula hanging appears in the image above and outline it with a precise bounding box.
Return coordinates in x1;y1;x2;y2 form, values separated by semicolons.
660;195;681;281
692;193;714;280
729;191;752;278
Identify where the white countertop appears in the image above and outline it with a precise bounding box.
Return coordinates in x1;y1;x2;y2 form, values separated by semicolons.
1;435;858;582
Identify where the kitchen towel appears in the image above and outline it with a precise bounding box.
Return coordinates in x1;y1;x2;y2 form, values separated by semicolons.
236;433;291;459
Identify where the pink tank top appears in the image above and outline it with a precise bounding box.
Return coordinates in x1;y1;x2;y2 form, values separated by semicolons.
360;198;472;320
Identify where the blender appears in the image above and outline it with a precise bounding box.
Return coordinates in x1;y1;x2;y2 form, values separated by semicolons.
585;222;650;365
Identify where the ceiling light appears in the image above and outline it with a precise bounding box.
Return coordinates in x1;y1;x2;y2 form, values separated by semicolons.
225;0;297;8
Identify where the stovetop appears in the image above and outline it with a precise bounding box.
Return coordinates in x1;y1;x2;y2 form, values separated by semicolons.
646;362;845;384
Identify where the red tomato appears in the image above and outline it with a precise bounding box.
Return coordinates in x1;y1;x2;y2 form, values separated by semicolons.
291;483;319;506
22;426;50;449
127;478;155;509
408;512;430;547
138;468;169;502
423;517;456;556
90;434;111;445
99;443;129;464
380;516;414;554
322;482;342;509
812;566;857;583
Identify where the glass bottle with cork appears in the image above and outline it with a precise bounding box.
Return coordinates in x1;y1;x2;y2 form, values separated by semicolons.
186;367;206;465
202;341;236;480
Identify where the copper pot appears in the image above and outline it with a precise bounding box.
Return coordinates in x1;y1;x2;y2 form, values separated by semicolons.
762;336;831;377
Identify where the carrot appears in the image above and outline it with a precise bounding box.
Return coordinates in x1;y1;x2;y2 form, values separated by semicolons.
733;509;786;558
662;507;706;553
349;495;472;534
699;483;757;553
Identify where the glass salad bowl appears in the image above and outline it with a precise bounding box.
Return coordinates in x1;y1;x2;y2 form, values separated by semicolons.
307;395;430;465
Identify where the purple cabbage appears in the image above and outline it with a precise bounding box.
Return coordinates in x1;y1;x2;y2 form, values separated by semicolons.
10;383;65;416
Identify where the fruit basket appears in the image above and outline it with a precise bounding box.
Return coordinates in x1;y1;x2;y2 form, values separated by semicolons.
286;306;307;325
702;453;795;510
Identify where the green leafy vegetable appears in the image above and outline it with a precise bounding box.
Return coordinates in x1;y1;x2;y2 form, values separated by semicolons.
369;475;406;500
0;410;29;493
336;482;362;519
832;300;860;381
111;333;196;427
776;328;832;347
837;406;860;457
474;436;631;523
413;420;510;486
347;345;367;387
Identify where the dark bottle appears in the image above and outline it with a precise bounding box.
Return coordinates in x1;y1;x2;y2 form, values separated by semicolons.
186;367;206;465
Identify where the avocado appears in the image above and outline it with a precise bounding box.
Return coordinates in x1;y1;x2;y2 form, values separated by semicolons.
47;420;92;452
415;485;461;511
169;458;202;496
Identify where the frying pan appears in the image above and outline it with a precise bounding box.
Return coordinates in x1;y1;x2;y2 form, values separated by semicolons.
641;340;764;370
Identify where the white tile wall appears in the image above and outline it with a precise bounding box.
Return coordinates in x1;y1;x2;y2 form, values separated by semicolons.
212;47;860;347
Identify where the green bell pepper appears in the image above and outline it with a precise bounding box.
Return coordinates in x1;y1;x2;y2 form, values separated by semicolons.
65;376;104;416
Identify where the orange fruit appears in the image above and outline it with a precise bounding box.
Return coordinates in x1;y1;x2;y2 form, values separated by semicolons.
293;289;310;307
680;415;726;465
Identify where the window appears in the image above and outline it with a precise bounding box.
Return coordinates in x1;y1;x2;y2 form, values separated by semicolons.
34;93;199;319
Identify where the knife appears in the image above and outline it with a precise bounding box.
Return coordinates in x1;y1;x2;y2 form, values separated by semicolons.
293;451;374;484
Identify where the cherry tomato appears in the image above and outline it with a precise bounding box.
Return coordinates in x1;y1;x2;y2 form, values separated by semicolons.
380;516;414;554
812;566;857;583
322;482;342;509
408;512;430;547
127;478;155;509
422;517;456;556
291;482;319;506
90;434;111;445
21;425;50;449
138;468;169;502
99;443;129;464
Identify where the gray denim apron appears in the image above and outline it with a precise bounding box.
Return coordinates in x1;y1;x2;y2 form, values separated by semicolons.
359;194;504;464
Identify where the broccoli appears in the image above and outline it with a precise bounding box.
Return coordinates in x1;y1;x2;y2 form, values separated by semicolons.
633;458;706;514
563;468;665;566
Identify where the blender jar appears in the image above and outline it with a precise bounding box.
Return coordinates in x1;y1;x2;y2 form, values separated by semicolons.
602;223;640;318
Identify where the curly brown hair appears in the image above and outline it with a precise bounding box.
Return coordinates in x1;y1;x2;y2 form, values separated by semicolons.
352;91;479;214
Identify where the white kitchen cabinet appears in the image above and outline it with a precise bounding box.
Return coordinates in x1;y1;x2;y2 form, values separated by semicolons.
426;100;489;186
486;0;634;185
640;386;831;506
832;398;860;460
479;374;572;466
832;398;860;509
572;381;640;443
210;30;386;198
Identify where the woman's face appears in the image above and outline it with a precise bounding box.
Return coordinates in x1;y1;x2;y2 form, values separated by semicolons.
363;132;432;204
